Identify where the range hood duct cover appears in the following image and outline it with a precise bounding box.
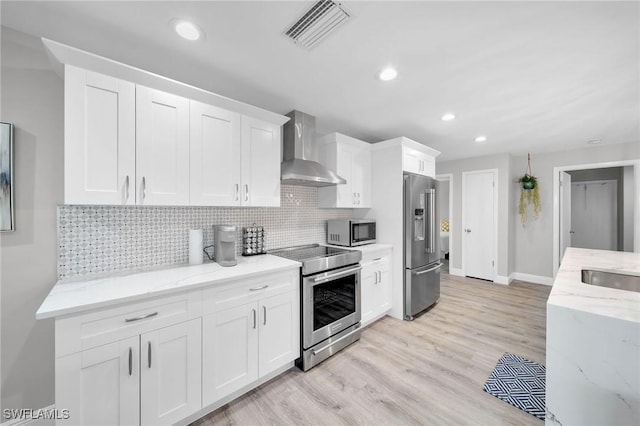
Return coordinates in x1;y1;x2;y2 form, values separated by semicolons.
281;110;346;187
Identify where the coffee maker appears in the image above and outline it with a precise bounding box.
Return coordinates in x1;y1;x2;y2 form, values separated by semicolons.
214;225;237;267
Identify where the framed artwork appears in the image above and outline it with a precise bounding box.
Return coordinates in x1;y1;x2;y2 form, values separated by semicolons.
1;122;14;232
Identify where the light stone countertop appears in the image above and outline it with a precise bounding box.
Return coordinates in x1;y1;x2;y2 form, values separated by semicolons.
36;255;301;320
548;247;640;323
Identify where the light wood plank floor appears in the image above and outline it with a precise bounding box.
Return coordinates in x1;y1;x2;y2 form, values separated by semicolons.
192;273;551;425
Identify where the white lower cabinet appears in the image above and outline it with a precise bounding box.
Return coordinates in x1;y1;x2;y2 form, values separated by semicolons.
202;278;299;406
140;320;202;425
57;319;201;426
360;248;392;327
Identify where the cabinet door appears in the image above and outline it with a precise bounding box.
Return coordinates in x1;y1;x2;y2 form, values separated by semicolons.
136;86;190;205
336;144;355;207
202;304;258;405
351;146;371;208
258;292;299;377
56;336;139;426
140;320;202;426
190;101;241;206
376;258;393;313
65;65;135;205
403;149;423;175
421;155;436;178
241;116;281;207
360;261;377;326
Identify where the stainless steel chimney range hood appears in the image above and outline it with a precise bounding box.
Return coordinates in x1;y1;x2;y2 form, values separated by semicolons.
281;110;346;187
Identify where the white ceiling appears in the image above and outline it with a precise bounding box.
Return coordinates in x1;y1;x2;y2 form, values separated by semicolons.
2;1;638;161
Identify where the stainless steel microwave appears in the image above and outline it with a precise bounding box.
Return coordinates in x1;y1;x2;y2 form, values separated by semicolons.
327;219;376;247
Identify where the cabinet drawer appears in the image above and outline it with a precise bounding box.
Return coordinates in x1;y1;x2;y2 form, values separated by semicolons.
360;247;392;263
56;291;201;357
202;270;298;315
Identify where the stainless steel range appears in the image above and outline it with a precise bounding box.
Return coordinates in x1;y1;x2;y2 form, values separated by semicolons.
269;244;362;371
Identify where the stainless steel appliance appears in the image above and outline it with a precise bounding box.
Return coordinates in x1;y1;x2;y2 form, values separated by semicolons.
404;173;441;320
327;219;376;247
269;244;362;371
214;225;237;267
280;110;347;187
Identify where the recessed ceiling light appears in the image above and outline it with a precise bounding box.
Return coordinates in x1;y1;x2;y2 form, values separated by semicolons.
174;19;203;41
441;113;455;121
475;135;487;142
587;139;603;145
378;67;398;81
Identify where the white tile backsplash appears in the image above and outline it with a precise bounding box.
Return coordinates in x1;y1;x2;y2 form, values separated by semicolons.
57;185;353;278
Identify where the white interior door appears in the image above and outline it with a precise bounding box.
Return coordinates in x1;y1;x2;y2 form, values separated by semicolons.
571;180;618;250
463;170;496;281
559;172;572;262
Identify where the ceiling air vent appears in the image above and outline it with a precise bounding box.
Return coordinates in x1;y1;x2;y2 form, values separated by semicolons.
285;0;350;50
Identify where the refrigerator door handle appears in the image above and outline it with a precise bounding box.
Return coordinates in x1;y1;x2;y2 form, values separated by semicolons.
426;188;436;253
413;263;443;275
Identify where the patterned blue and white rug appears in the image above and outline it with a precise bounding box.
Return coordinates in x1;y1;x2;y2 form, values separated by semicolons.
483;352;546;420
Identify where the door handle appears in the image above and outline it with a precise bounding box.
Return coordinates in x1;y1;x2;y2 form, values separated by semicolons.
148;341;151;369
313;266;362;284
141;176;146;203
263;306;267;325
569;230;575;234
373;270;378;285
244;184;249;202
249;285;269;292
465;228;472;233
427;188;436;253
311;323;361;356
128;347;132;376
252;309;257;329
235;183;239;201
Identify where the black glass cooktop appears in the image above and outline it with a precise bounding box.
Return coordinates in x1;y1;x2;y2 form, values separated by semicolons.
269;244;351;262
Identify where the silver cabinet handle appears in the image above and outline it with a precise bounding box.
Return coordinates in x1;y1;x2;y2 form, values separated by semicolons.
378;271;381;283
373;270;378;285
372;257;381;262
148;341;151;369
141;176;146;202
244;184;249;202
250;285;269;292
125;175;130;202
128;347;132;376
313;266;362;284
125;311;158;323
252;309;257;329
465;228;472;233
235;183;239;201
263;306;267;325
414;263;443;276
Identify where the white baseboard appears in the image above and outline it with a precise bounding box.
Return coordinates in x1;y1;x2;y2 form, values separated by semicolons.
1;405;56;426
494;275;511;285
510;272;553;286
449;267;464;277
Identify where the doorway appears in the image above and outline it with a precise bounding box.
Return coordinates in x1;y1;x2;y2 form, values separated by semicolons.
436;174;453;274
462;169;498;281
554;161;639;276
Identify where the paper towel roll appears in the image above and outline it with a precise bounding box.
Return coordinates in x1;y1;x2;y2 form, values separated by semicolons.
188;229;204;265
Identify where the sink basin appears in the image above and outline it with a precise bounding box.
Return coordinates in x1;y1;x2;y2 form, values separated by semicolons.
581;269;640;293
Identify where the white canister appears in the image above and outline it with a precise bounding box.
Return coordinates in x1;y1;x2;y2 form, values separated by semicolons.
188;229;204;265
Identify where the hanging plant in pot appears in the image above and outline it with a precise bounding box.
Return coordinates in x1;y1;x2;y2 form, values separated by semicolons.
519;154;541;224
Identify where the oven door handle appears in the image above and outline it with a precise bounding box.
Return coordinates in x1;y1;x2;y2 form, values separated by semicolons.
312;266;362;284
311;323;361;356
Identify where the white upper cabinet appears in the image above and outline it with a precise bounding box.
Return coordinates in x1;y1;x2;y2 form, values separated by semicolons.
58;46;288;207
136;87;190;205
64;65;135;205
241;116;281;207
403;146;436;178
317;133;371;208
190;101;242;206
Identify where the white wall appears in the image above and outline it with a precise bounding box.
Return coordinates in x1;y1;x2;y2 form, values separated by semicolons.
0;27;63;412
437;179;450;222
512;142;639;279
437;153;512;280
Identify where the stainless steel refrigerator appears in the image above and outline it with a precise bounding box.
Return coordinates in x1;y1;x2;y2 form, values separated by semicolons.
404;173;441;320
